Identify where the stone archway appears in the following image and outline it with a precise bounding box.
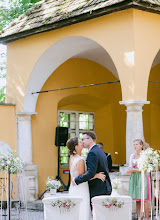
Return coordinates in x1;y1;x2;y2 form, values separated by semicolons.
23;36;119;113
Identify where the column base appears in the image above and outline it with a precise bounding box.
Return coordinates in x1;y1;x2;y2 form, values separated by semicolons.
19;163;38;202
119;165;130;175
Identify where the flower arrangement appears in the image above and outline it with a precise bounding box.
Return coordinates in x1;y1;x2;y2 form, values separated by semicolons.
102;198;124;209
138;148;160;172
46;176;61;190
0;150;24;174
111;178;121;190
51;199;76;211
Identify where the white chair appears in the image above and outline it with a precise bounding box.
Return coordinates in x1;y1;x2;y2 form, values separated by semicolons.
42;196;82;220
92;195;132;220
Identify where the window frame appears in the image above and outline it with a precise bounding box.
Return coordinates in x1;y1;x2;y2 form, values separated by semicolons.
58;110;95;168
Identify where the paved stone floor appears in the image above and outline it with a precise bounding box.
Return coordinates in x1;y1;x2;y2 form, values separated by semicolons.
0;207;156;219
1;210;156;220
1;209;44;220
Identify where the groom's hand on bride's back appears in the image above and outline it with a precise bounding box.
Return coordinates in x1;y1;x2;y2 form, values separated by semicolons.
93;172;106;182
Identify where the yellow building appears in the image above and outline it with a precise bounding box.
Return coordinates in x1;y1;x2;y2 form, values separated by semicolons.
0;0;160;200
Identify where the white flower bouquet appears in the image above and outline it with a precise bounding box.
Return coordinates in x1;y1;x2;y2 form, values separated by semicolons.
0;150;24;174
111;178;121;190
46;176;61;190
138;148;160;172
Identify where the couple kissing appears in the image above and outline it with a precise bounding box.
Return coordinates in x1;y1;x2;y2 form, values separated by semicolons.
66;131;112;220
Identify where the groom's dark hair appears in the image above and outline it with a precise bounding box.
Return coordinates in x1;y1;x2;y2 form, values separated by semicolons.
83;131;97;141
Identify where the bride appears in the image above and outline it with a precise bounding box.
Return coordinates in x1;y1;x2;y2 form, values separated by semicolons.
66;137;106;220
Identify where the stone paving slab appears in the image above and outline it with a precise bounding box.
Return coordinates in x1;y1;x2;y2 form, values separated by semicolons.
0;207;156;220
1;209;44;220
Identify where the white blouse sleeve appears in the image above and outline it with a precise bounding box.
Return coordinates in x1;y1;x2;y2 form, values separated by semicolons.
129;154;134;168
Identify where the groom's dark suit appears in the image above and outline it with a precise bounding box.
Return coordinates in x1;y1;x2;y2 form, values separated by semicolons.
75;145;112;199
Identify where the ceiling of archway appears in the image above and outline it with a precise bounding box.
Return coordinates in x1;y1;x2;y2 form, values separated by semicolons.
72;45;119;79
58;94;106;110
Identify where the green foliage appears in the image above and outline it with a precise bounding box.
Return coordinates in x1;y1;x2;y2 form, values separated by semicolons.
0;86;5;103
0;44;6;103
0;0;42;31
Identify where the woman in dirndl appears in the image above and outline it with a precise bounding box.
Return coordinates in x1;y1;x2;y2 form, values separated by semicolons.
128;139;151;220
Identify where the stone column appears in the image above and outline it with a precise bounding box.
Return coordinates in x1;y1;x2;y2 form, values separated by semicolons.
17;112;38;202
119;100;150;165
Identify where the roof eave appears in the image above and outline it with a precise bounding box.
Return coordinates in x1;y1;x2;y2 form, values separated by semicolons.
0;0;160;44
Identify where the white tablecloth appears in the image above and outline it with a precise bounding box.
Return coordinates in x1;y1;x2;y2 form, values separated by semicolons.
42;196;82;220
92;195;132;220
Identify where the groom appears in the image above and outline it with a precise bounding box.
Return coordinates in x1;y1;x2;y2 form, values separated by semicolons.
74;131;112;201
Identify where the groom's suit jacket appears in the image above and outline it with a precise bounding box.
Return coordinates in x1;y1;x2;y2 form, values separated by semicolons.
75;144;112;199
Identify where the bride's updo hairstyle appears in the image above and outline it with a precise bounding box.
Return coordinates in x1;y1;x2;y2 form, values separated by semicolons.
66;137;78;155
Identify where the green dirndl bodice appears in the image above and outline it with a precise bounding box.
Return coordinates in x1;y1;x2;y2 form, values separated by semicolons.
129;171;148;200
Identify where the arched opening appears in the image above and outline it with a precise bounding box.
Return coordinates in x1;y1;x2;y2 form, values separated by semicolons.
145;49;160;149
24;36;119;113
25;37;125;195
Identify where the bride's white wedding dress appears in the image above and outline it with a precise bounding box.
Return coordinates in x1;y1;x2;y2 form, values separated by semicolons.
69;155;91;220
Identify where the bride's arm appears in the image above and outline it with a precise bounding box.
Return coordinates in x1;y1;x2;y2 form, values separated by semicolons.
77;159;85;175
71;159;85;186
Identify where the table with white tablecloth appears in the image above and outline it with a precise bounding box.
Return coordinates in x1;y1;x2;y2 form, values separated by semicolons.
42;195;82;220
92;195;132;220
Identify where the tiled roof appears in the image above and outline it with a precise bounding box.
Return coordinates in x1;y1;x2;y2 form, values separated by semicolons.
0;0;160;43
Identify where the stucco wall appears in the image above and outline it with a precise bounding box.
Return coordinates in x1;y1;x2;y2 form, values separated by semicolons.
0;104;17;199
0;104;17;148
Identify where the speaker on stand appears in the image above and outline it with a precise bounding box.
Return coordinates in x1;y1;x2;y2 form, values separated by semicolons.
55;126;68;191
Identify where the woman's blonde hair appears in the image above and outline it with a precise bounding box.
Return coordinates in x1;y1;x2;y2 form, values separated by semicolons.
133;139;143;145
133;139;144;149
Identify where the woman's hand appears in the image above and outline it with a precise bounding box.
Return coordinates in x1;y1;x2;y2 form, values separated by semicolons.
127;168;135;174
128;167;140;174
94;172;106;182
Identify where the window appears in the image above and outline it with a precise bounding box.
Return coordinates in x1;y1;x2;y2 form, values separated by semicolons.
58;110;95;167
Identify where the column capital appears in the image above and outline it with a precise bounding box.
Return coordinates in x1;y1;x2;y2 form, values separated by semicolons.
17;112;37;116
17;112;37;122
119;100;150;112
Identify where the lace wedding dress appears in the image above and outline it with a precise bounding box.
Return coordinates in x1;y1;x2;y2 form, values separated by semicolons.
69;155;91;220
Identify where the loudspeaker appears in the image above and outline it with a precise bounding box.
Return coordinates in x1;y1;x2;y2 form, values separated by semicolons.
55;127;68;146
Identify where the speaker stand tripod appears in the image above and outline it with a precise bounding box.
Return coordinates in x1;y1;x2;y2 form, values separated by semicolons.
56;146;67;191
